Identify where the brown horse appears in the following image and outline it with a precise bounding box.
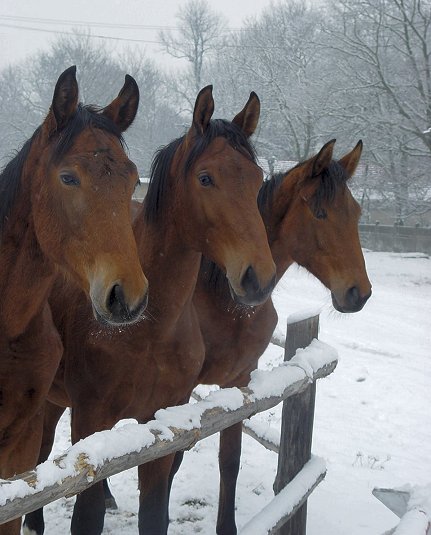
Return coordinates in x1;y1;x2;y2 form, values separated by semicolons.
193;139;372;534
69;139;373;534
0;66;148;535
23;86;276;535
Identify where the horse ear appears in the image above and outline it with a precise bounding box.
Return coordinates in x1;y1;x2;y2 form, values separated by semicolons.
47;66;79;133
338;140;363;179
191;85;214;135
102;75;140;132
232;92;260;137
311;139;336;176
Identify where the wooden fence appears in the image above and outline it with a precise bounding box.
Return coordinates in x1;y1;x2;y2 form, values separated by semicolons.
0;314;338;532
359;224;431;254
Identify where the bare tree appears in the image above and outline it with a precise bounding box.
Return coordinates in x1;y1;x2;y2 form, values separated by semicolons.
0;65;40;165
324;0;431;221
0;34;181;175
210;1;331;161
159;0;226;95
326;0;431;155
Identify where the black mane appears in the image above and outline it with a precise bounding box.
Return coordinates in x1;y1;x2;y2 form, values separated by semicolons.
257;171;289;217
0;130;39;237
0;104;125;237
258;160;347;218
144;118;257;225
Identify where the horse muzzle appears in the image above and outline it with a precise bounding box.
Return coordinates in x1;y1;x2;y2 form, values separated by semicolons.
92;283;149;325
229;266;276;306
331;286;372;313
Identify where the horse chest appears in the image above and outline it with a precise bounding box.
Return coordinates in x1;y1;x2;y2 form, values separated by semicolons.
150;344;204;394
199;301;278;386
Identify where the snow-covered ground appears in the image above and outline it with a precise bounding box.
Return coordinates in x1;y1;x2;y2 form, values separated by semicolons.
41;250;431;534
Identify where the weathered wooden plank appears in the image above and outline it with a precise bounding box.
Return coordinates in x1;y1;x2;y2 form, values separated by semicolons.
192;392;281;453
273;315;319;535
239;456;326;535
0;346;337;525
373;488;411;518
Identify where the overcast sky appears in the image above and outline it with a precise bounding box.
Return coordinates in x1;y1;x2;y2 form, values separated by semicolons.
0;0;277;70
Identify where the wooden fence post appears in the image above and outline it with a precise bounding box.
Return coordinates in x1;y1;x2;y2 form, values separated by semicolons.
273;315;319;535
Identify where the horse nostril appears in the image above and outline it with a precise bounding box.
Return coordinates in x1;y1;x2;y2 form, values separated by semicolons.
241;265;260;295
107;284;129;320
346;286;360;307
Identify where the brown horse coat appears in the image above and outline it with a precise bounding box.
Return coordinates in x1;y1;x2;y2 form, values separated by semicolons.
0;67;147;535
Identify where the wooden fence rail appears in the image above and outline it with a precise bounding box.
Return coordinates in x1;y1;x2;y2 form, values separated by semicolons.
239;456;327;535
0;315;337;530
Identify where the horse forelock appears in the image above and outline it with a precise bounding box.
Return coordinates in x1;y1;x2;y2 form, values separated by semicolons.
144;119;257;226
310;160;348;217
51;104;125;163
184;119;257;171
264;159;348;218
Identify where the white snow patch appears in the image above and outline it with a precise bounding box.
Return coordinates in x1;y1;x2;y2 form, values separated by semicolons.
393;509;429;534
287;307;322;325
248;339;337;399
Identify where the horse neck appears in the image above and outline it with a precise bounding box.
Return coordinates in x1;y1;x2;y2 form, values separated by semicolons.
134;192;201;328
261;172;298;280
0;154;55;339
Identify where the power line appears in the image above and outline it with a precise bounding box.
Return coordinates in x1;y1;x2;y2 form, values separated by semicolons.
0;14;178;31
0;16;286;50
0;23;161;44
0;23;286;50
0;14;250;32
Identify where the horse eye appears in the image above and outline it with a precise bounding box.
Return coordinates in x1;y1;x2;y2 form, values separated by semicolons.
60;174;80;186
199;174;213;187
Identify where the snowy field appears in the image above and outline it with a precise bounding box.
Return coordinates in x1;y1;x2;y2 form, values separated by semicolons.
41;250;431;534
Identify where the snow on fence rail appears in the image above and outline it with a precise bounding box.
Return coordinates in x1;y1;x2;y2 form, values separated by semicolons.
0;314;337;531
239;456;327;535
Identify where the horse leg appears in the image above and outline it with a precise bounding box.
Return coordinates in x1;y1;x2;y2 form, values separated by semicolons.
0;411;45;535
216;422;243;535
168;450;184;497
70;411;108;535
23;402;66;535
103;478;118;510
71;481;106;535
101;449;183;517
138;454;176;535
